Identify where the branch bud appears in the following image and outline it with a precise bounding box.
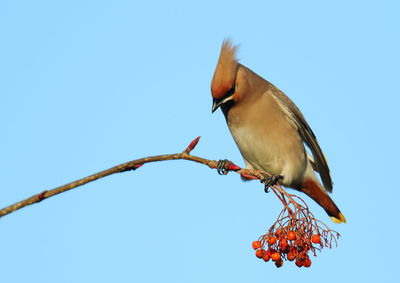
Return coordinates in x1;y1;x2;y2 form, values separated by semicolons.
184;136;201;153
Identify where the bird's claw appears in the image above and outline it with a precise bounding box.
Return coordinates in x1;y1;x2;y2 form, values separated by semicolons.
216;159;233;175
262;175;283;193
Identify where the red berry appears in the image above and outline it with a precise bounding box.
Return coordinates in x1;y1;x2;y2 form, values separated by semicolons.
295;258;303;267
287;231;296;241
311;234;321;244
268;236;277;245
270;252;281;261
262;253;270;262
279;238;288;250
255;249;265;258
303;258;312;268
275;259;284;268
252;241;261;250
287;251;296;261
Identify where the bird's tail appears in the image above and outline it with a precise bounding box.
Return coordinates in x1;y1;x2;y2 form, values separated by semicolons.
301;178;346;223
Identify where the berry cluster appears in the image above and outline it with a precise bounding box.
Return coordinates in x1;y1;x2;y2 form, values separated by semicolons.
248;178;342;268
252;228;325;268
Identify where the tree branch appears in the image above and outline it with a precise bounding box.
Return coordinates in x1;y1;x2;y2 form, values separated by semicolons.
0;136;241;218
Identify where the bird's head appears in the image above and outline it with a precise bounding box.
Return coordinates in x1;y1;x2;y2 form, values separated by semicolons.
210;39;241;113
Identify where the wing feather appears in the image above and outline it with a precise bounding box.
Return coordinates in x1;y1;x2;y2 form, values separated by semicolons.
271;88;333;192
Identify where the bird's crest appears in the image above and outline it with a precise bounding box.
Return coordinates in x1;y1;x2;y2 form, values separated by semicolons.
211;39;239;99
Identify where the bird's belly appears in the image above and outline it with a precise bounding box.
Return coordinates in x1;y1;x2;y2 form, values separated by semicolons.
229;124;306;187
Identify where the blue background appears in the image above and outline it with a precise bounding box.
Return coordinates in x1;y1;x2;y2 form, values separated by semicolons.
1;1;398;282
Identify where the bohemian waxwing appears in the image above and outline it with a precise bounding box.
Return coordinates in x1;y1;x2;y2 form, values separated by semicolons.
211;40;345;223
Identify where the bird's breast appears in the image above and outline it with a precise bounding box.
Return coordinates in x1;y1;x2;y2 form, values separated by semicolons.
226;96;307;187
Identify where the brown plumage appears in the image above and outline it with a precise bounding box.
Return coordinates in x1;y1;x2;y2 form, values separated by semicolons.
211;40;345;223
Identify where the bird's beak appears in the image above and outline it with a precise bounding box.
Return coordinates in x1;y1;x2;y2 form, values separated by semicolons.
212;98;223;113
211;95;234;113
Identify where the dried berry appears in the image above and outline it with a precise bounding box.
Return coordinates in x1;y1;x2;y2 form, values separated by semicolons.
280;245;290;254
275;259;284;268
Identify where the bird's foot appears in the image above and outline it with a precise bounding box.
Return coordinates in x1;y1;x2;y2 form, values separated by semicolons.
262;175;283;193
216;159;233;175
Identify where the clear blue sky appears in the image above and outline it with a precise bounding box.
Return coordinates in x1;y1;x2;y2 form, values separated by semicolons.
1;1;399;282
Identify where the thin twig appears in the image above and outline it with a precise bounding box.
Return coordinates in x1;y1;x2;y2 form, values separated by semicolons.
0;136;252;218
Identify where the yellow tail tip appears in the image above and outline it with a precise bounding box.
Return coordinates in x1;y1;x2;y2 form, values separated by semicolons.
330;213;347;224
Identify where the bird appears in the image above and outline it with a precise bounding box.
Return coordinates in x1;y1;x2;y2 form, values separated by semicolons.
210;40;346;223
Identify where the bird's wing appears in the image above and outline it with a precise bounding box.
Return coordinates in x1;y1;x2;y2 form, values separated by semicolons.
306;152;318;172
270;88;333;192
